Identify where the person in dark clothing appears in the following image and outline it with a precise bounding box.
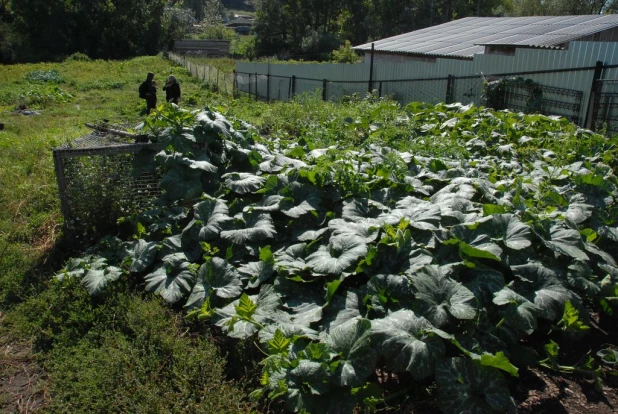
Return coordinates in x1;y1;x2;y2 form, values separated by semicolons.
139;72;157;113
163;75;181;104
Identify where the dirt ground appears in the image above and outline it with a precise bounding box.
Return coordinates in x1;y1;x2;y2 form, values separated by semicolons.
0;337;47;413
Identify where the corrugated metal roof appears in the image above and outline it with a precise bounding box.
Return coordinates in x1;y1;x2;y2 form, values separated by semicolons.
354;15;618;59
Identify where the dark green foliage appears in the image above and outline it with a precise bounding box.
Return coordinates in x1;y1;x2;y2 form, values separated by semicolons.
57;101;618;413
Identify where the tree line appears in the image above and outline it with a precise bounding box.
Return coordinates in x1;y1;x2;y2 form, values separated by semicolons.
1;0;616;63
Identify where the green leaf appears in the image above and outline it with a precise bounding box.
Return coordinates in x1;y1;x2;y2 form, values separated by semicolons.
82;265;123;295
435;357;516;414
144;253;196;304
268;329;292;355
411;265;477;327
193;196;232;241
185;257;243;309
542;224;589;261
371;309;445;379
305;235;368;275
557;300;590;333
220;212;277;244
326;318;377;387
478;352;519;377
126;239;158;273
222;172;266;194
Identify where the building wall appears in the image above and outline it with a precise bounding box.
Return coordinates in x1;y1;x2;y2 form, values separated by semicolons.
236;41;618;123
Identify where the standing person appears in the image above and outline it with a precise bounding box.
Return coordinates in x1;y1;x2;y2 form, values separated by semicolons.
163;75;181;104
139;72;157;113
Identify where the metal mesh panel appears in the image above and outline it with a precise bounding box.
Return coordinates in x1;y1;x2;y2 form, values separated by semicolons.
379;78;449;105
54;129;162;236
594;79;618;135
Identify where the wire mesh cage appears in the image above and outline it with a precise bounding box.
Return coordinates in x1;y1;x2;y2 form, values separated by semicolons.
53;123;162;238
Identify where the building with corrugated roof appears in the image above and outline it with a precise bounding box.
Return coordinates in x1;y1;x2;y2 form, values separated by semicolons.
355;15;618;63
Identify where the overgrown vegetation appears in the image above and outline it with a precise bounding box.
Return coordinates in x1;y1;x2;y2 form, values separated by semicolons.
1;54;617;413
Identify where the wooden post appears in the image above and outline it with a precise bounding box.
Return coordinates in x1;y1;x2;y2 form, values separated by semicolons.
585;61;604;130
378;82;383;98
216;68;220;91
291;76;296;99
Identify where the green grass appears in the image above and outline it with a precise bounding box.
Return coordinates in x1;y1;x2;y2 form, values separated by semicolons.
0;54;257;413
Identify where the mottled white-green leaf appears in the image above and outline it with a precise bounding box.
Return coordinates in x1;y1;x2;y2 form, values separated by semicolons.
341;197;386;226
326;318;377;387
435;357;516;414
82;266;123;295
371;309;445;379
193;196;232;240
220;213;277;244
477;214;532;250
566;203;593;225
126;239;159;273
274;243;309;271
280;181;322;218
215;284;281;339
328;218;378;243
542;224;589;260
305;234;368;275
511;262;578;321
493;287;540;334
411;265;477;327
145;254;195;304
186;257;243;309
366;274;413;316
379;203;441;231
222;172;266;194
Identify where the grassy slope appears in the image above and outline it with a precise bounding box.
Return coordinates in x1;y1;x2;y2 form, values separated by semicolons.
0;55;255;412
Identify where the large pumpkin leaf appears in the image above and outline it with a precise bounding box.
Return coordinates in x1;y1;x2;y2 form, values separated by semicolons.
185;257;243;309
126;239;158;273
366;273;413;316
328;218;379;243
410;265;477;327
326;318;377;387
81;265;123;295
305;234;368;275
215;284;281;338
280;181;322;218
222;172;266;194
371;309;445;379
193;196;232;240
541;224;589;261
476;214;532;250
379;203;441;231
435;357;516;414
341;197;386;226
160;167;203;201
144;253;196;304
493;287;541;334
511;262;579;321
220;212;277;244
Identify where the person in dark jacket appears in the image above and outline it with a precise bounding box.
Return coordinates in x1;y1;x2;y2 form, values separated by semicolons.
163;75;181;104
139;72;157;113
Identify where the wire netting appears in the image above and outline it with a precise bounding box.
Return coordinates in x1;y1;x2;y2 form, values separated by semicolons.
594;79;618;135
54;125;162;237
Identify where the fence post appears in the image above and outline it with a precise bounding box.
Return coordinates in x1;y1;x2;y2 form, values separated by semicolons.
378;82;383;98
585;61;604;130
323;79;327;101
216;68;220;92
255;72;259;101
291;76;296;99
368;43;375;94
233;70;237;97
446;75;455;104
267;73;271;102
53;150;73;235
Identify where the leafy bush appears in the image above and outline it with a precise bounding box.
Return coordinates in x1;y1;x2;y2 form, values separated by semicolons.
18;86;73;107
55;102;618;413
24;69;64;84
331;40;361;64
64;52;91;62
